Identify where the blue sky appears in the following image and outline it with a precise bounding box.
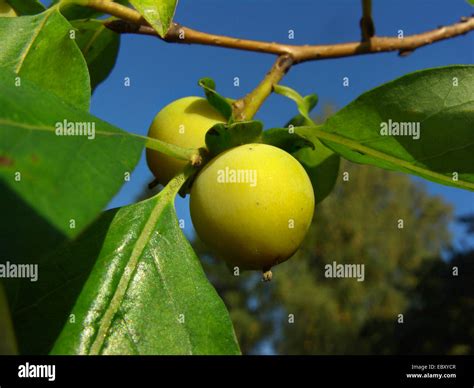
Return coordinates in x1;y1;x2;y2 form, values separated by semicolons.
58;1;474;246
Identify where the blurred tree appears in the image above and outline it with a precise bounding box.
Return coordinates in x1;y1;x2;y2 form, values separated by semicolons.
388;214;474;355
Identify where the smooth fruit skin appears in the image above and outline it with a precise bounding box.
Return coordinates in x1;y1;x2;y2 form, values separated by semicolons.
190;143;315;271
0;1;17;17
146;96;225;185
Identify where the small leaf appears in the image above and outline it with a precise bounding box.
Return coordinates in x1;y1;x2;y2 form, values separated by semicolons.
293;127;340;204
467;0;474;5
50;175;240;355
72;20;120;91
261;127;314;154
129;0;177;38
274;84;318;124
275;85;337;203
0;8;91;109
5;0;45;15
206;121;263;157
198;77;234;121
0;69;144;239
317;65;474;191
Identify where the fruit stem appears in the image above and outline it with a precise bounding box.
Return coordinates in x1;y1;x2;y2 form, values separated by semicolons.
81;0;145;23
232;55;293;121
131;133;199;162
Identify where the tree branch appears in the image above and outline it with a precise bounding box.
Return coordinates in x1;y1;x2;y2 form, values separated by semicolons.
84;0;145;24
105;15;474;63
360;0;375;41
232;55;294;121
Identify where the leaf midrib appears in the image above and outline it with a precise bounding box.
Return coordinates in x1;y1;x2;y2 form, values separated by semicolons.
0;119;126;138
88;176;187;355
81;24;105;58
14;10;53;74
300;126;474;191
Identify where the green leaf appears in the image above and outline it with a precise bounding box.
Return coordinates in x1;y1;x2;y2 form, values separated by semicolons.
51;175;241;355
0;180;67;267
467;0;474;5
5;0;45;15
0;8;91;109
129;0;177;38
0;69;144;238
5;209;118;354
0;283;17;355
274;85;337;203
72;20;120;91
317;65;474;191
206;121;263;157
292;129;340;205
274;84;318;124
198;78;234;121
261;127;314;154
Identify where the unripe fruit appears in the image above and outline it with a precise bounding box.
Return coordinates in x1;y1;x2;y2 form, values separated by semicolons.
146;96;226;185
0;0;17;17
190;143;315;274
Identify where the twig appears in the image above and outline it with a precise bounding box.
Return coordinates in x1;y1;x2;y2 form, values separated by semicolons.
232;55;294;121
360;0;375;41
104;15;474;63
85;0;474;122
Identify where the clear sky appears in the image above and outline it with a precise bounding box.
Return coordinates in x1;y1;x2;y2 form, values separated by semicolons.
46;1;474;246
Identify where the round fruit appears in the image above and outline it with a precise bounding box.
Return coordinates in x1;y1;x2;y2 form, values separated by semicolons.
146;96;226;185
190;143;315;273
0;1;17;17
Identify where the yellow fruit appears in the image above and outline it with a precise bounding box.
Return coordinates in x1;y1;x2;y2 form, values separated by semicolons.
146;96;226;185
0;0;17;17
190;143;315;273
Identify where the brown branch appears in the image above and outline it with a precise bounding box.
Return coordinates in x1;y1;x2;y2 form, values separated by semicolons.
232;55;294;121
360;0;375;41
105;16;474;63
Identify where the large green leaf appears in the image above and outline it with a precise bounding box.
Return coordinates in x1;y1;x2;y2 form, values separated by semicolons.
0;8;90;109
51;174;241;355
0;69;144;240
129;0;178;38
72;20;120;91
261;127;314;154
293;138;340;205
6;209;118;354
0;283;17;355
314;65;474;191
5;0;45;15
